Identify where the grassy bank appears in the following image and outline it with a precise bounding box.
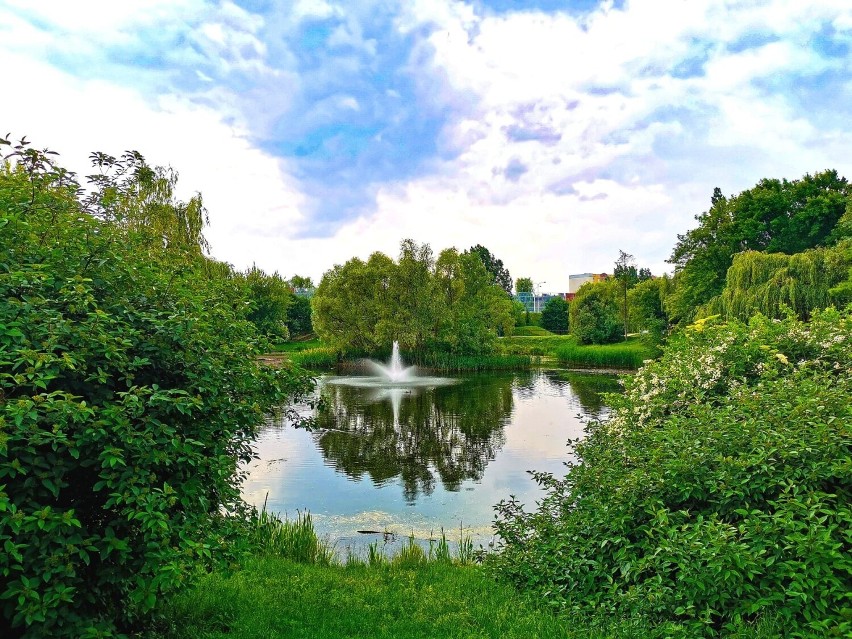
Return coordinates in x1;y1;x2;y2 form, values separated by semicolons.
498;334;575;356
155;512;780;639
499;334;657;369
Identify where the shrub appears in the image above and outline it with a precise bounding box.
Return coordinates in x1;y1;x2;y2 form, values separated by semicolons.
540;297;569;333
492;309;851;637
0;148;311;637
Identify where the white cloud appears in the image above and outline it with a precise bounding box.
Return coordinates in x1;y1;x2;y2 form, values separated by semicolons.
2;0;850;290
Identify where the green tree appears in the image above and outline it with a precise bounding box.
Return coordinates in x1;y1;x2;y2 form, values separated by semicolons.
628;275;670;346
540;296;569;333
570;280;621;344
236;266;292;340
286;295;313;336
288;274;314;291
668;171;850;323
312;252;396;353
87;150;210;255
515;277;533;294
613;250;637;337
466;244;513;296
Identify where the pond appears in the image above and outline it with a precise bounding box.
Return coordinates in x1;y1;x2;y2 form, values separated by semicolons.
242;369;620;557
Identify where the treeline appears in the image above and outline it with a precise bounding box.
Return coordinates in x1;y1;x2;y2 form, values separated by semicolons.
311;240;515;357
0;139;312;637
564;169;852;345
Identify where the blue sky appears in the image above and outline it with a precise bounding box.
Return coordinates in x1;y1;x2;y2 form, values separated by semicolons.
1;0;850;289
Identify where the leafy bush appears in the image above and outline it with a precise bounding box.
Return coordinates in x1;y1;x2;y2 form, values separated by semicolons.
0;147;311;637
570;284;622;344
540;297;569;333
492;309;851;637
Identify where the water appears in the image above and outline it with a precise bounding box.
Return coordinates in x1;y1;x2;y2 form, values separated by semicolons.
243;369;620;556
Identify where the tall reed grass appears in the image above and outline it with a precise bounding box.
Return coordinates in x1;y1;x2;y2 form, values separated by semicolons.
251;503;335;565
289;347;339;369
554;338;657;370
417;352;532;372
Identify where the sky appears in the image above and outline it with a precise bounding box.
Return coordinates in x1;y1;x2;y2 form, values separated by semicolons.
1;0;851;292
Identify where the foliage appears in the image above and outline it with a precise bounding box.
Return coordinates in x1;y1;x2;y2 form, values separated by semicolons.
628;275;671;347
312;240;513;357
288;275;314;291
289;347;339;369
554;337;656;370
540;297;569;333
466;244;513;296
704;243;852;321
667;171;850;323
569;280;622;344
492;309;851;637
235;266;292;341
613;249;637;337
285;295;313;337
250;508;333;565
0;143;311;637
515;277;533;294
86;149;210;255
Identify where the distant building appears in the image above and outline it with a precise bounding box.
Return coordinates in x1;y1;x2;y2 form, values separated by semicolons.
515;292;569;312
568;272;608;294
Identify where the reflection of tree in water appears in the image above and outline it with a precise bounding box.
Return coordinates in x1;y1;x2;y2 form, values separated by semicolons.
315;375;513;502
558;372;623;417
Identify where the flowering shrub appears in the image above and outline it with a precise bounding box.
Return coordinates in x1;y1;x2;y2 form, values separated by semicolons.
492;309;851;637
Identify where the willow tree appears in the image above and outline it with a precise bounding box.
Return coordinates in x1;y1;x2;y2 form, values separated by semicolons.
87;150;210;254
705;243;852;321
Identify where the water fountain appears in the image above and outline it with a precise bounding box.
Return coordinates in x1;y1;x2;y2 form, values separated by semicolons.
369;341;417;383
325;341;456;391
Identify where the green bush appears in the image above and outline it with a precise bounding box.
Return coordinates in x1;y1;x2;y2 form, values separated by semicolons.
492;309;851;637
0;150;311;637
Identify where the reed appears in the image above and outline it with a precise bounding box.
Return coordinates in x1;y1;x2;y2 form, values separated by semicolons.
289;347;339;369
251;504;334;565
554;338;656;370
417;352;532;372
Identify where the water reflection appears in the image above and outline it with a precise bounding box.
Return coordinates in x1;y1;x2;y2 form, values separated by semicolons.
244;369;621;551
315;374;515;502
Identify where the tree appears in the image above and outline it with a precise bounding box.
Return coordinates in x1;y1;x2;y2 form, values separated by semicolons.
668;171;850;323
286;295;313;336
515;277;533;294
570;280;622;344
237;266;292;340
540;296;569;333
466;244;513;296
86;150;210;255
312;240;513;356
628;275;670;346
311;252;396;353
614;250;637;338
288;274;314;291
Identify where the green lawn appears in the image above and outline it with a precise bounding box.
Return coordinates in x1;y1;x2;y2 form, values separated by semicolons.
156;557;780;639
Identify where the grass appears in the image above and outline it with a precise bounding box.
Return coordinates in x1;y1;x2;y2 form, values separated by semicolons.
511;325;554;336
289;347;339;368
155;507;781;639
417;352;532;372
498;334;576;356
554;336;658;369
157;557;782;639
